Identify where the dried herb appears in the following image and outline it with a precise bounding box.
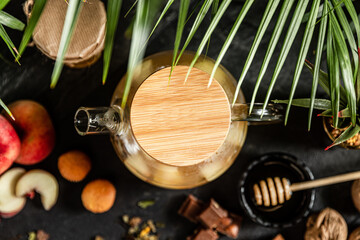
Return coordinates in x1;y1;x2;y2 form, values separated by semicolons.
137;200;155;209
28;232;36;240
122;215;160;240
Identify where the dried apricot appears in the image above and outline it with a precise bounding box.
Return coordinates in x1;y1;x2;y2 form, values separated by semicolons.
58;150;91;182
81;179;116;213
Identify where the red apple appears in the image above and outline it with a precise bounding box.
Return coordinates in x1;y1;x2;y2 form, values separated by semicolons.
8;100;55;165
0;115;20;175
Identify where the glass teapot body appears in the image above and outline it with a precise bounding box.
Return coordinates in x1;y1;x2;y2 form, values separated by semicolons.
75;51;249;189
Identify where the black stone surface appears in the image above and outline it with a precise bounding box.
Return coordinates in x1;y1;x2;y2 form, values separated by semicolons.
1;1;360;239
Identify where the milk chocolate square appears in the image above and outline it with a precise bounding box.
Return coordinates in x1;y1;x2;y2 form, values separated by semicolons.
187;229;219;240
198;199;228;229
178;194;205;223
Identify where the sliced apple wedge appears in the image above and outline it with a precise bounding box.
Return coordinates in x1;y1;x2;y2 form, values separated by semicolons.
0;168;26;218
16;169;59;211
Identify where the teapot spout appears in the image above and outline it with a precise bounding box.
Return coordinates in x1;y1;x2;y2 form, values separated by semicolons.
74;107;122;136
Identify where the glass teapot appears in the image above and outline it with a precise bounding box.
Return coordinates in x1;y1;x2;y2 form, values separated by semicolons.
74;51;282;189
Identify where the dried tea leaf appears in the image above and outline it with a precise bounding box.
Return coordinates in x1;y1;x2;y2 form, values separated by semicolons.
122;214;130;224
155;222;165;228
137;200;155;209
28;232;36;240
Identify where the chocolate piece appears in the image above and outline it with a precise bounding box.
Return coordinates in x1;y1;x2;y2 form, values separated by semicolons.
178;195;205;223
187;229;219;240
216;213;242;239
198;199;228;229
273;234;285;240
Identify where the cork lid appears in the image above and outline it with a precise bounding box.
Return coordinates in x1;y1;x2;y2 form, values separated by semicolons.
26;0;106;68
131;66;231;167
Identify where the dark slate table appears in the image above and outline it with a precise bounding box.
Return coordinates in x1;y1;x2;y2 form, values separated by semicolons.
1;1;360;239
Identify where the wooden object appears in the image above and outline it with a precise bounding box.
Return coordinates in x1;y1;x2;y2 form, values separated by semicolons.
253;171;360;207
131;66;231;166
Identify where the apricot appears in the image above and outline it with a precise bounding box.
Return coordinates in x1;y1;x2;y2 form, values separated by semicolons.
81;179;116;213
58;151;91;182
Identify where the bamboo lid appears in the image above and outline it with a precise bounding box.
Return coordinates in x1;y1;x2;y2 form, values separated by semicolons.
131;66;231;167
26;0;106;68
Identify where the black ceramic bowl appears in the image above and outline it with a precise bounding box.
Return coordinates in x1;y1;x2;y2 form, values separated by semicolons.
238;153;315;228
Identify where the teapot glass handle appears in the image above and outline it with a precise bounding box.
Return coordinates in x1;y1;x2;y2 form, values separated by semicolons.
231;103;284;125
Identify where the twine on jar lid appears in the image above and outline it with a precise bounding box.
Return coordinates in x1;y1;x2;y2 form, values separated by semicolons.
24;0;106;68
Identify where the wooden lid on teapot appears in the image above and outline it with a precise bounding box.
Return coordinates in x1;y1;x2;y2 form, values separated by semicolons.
131;66;231;167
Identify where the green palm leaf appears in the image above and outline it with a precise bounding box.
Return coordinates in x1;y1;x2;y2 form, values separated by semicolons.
184;0;232;83
273;98;332;110
216;0;278;92
329;4;357;125
0;24;19;63
343;0;360;45
325;124;360;150
17;0;46;59
204;0;219;56
262;0;310;118
327;21;340;128
284;0;320;125
308;0;328;130
247;0;295;109
102;0;123;85
0;99;14;120
121;0;162;108
0;11;24;30
175;0;213;67
0;0;10;10
332;0;358;80
170;0;190;79
141;0;174;54
208;0;257;88
50;0;83;88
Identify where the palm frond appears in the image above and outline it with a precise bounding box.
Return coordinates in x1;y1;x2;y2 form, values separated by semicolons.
208;0;256;88
50;0;83;88
284;0;320;125
17;0;47;59
327;20;340;128
121;0;162;108
0;11;25;30
329;2;357;125
261;0;310;115
184;0;232;83
102;0;123;85
247;0;295;109
170;0;190;79
141;0;174;53
204;0;219;56
215;0;278;91
325;124;360;150
0;24;20;63
0;0;10;10
308;0;328;130
273;98;332;110
175;0;213;67
0;99;14;120
343;0;360;45
332;0;358;80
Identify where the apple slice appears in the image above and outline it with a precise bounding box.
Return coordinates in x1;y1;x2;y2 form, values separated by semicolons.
0;168;26;218
16;169;58;211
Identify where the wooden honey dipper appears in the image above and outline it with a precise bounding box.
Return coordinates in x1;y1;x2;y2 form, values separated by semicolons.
253;171;360;207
